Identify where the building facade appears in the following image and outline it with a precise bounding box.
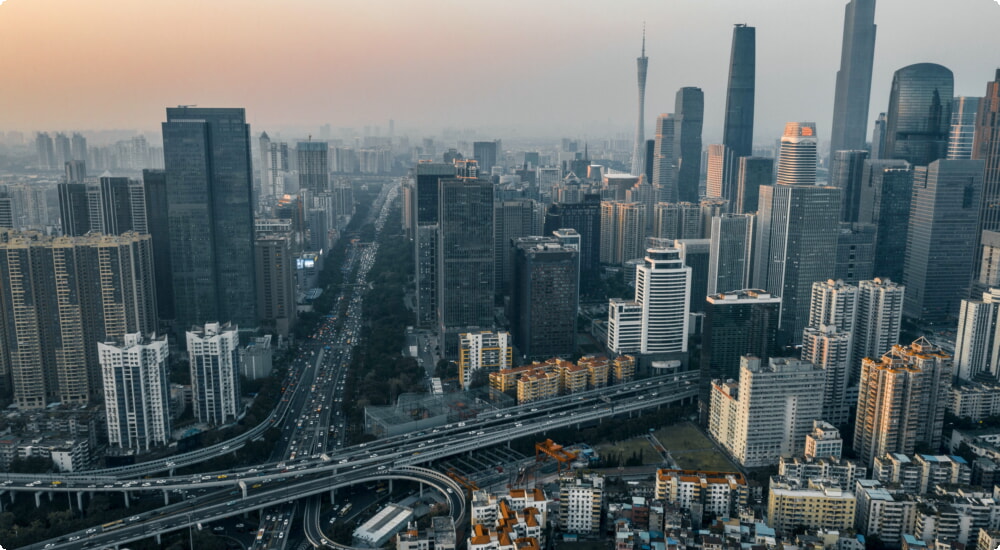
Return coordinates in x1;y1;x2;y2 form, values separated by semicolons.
99;332;170;452
186;322;241;426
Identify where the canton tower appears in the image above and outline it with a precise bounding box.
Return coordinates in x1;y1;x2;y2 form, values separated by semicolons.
631;27;649;178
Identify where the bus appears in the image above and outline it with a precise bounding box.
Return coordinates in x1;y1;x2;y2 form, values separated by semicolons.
102;519;125;532
256;528;265;541
339;503;353;517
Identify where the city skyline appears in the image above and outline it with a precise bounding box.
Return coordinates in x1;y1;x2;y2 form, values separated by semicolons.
0;0;998;144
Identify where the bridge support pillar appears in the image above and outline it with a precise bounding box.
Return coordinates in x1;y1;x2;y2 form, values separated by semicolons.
156;533;162;545
163;490;170;505
419;482;423;497
329;488;336;503
241;484;248;499
34;491;41;508
47;490;53;502
77;491;84;512
124;491;130;508
389;479;393;493
169;468;175;477
0;493;4;512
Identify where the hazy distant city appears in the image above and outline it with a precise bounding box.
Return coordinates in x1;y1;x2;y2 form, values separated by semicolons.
0;1;999;550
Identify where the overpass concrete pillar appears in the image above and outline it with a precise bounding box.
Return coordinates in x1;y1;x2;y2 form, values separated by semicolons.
156;533;162;545
77;491;84;512
389;479;393;493
123;491;130;508
47;490;53;502
34;491;41;508
329;488;336;503
163;490;170;505
240;484;247;499
419;482;423;497
169;468;175;477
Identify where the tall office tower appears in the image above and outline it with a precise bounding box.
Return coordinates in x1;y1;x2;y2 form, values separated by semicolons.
306;208;328;251
723;24;756;159
607;299;644;355
973;71;1000;269
675;239;710;313
830;0;878;155
755;184;842;343
473;140;501;175
70;132;87;162
883;63;954;166
776;122;818;186
254;234;296;338
458;331;512;390
701;290;781;409
631;30;649;177
296;141;329;196
186;322;241;426
626;180;658;235
708;214;754;295
709;356;825;467
412;163;455;327
653;202;701;241
652;114;676;201
858;160;913;281
496;200;541;295
830;150;869;222
705;144;736;200
947;97;980;160
35;132;54;170
599;201;646;265
635;248;691;355
903;160;984;321
142;170;173;322
854;338;953;467
870;114;887;160
699;198;729;238
801;325;854;425
955;288;1000;381
735;157;772;214
511;237;579;361
674;87;705;203
58;183;91;236
854;278;905;378
543;196;602;289
53;133;71;167
809;279;860;334
162;107;257;332
644;139;656;188
99;332;170;452
0;231;157;409
834;223;876;284
437;178;495;349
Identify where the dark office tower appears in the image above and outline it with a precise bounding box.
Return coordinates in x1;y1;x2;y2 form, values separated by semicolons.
254;234;296;338
510;237;579;361
903;160;984;321
296;141;329;196
834;222;876;284
58;183;91;236
973;71;1000;269
653;115;676;202
543;196;602;288
830;0;878;155
70;132;87;162
162;107;257;332
674;87;705;203
708;213;755;295
701;289;781;409
947;97;980;160
675;239;711;313
64;160;86;184
437;178;495;350
143;169;173;322
53;133;71;167
871;112;887;160
723;24;756;159
858;160;913;282
94;176;147;236
524;152;540;169
412;162;456;327
754;184;842;344
735;157;772;214
884;63;954;166
495;199;540;295
35;132;54;170
830;150;869;222
644;139;656;187
473;140;501;175
631;30;649;177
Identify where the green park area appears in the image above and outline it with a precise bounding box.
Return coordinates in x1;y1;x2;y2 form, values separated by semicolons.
595;422;738;472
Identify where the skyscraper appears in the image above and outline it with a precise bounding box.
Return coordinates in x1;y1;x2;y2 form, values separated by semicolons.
54;132;71;167
775;122;818;186
734;157;772;214
830;0;878;155
544;196;602;289
495;199;540;296
705;144;736;201
631;30;649;177
142;169;174;322
830;150;869;222
652;114;676;202
755;184;842;343
473;140;501;176
653;202;701;241
187;322;241;426
35;132;54;170
722;24;756;159
955;288;1000;381
708;213;755;295
57;183;91;237
636;248;691;355
162;107;257;332
871;112;887;160
99;332;170;452
254;233;296;338
834;222;876;284
973;70;1000;270
947;97;980;160
801;325;854;425
70;132;87;163
675;238;710;314
511;237;579;361
297;141;329;196
854;278;904;380
858;160;913;281
903;160;984;321
674;87;705;203
808;279;860;334
883;63;954;166
411;163;456;327
600;201;646;265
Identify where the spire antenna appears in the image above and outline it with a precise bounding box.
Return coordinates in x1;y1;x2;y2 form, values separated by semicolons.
641;22;646;57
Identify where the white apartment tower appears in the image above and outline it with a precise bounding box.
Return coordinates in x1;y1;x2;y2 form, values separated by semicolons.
99;332;171;452
636;248;691;354
801;325;854;425
808;279;860;333
955;288;1000;381
854;278;905;378
187;322;241;426
607;298;643;354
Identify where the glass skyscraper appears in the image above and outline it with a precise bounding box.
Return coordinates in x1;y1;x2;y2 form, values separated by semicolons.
722;24;756;159
883;63;954;167
674;87;705;203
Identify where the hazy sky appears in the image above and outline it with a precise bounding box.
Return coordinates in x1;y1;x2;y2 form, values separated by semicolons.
1;0;998;145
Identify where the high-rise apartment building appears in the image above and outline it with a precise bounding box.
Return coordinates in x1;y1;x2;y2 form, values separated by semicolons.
755;184;842;343
652;114;676;201
708;214;755;295
955;288;1000;382
705;144;736;201
858;160;913;282
674;87;704;203
903;160;984;321
709;356;825;468
58;177;148;237
884;63;954;166
829;0;877;155
186;322;241;426
734;156;772;214
776;123;818;186
653;202;701;241
511;238;579;361
973;71;1000;272
54;133;71;167
801;325;854;425
723;24;756;159
99;332;170;452
830;150;869;222
411;163;456;327
854;338;952;467
162;107;257;332
297;141;329;196
458;331;512;390
259;132;289;199
254;233;296;338
599;201;646;265
854;278;905;377
70;132;87;162
0;231;157;409
64;160;86;184
808;279;860;334
948;97;980;160
35;132;55;170
559;473;604;534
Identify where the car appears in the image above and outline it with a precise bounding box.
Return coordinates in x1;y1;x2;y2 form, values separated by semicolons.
69;536;80;542
86;528;97;534
236;523;245;529
129;516;140;521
